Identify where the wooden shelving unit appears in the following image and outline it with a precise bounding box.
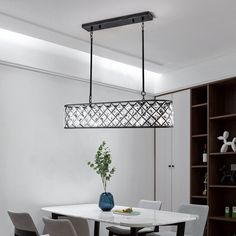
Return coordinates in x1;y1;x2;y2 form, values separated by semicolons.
190;85;208;226
208;78;236;236
191;77;236;236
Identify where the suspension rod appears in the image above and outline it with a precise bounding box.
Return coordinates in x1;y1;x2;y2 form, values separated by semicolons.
141;21;146;100
89;30;93;104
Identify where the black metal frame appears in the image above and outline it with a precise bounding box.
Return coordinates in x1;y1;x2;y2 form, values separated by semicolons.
64;99;173;129
104;223;185;236
64;11;174;129
83;11;153;107
65;99;171;107
82;12;153;32
64;126;173;129
176;222;186;236
83;11;152;105
94;221;100;236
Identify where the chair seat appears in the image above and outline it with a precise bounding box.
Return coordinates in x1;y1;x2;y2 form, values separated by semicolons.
107;226;155;235
107;226;130;235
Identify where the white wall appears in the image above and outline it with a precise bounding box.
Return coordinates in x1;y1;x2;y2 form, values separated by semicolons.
156;51;236;94
1;15;236;96
0;64;154;236
155;90;190;213
0;12;162;74
0;28;161;95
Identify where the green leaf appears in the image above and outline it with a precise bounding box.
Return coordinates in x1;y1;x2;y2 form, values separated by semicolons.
87;141;115;187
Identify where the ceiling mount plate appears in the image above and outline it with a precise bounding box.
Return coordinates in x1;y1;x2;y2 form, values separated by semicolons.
82;11;154;32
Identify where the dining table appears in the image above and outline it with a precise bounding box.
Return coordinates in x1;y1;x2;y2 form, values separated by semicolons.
42;203;198;236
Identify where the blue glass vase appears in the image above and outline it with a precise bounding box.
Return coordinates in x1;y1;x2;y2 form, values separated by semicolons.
99;192;114;211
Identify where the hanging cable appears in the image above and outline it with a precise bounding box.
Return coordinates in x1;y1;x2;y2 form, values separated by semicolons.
141;20;146;100
89;29;93;105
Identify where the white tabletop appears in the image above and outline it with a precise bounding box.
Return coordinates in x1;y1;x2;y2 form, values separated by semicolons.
42;204;198;228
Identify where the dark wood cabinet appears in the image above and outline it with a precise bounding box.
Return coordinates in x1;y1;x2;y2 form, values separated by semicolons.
190;77;236;236
190;85;208;208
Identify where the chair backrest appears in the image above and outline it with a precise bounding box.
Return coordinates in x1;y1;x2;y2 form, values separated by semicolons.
58;216;90;236
43;217;78;236
8;211;39;236
138;200;162;210
176;204;209;236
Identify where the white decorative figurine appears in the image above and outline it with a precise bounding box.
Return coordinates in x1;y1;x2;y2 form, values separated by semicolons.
218;131;236;153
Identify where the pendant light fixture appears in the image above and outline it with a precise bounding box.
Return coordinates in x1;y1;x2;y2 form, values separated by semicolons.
64;12;173;128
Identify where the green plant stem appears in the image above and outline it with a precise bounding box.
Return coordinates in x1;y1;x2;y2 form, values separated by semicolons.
87;141;115;193
102;177;106;192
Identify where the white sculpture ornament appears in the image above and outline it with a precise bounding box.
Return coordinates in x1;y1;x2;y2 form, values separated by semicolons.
218;131;236;153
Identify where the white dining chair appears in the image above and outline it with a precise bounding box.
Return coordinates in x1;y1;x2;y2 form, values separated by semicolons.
43;217;78;236
107;200;162;236
58;215;90;236
8;211;40;236
147;204;209;236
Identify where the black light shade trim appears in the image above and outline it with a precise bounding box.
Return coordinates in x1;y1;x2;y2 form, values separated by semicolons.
65;99;173;129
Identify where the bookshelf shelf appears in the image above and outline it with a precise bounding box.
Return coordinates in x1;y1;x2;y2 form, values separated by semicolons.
209;185;236;189
210;113;236;120
210;152;236;156
192;165;207;168
209;216;236;223
192;103;207;108
191;195;207;199
192;134;208;138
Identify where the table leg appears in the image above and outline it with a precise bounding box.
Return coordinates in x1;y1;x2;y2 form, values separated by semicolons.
130;227;139;236
176;222;185;236
52;213;58;219
94;221;100;236
154;226;159;232
51;213;65;219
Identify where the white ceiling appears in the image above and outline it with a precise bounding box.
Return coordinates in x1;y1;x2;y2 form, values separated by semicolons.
0;0;236;74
